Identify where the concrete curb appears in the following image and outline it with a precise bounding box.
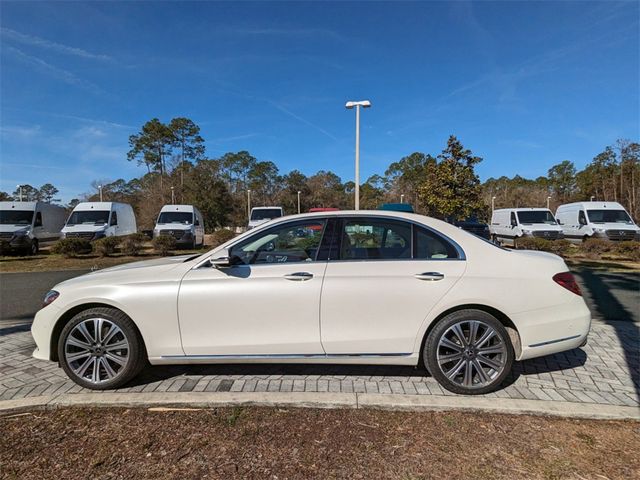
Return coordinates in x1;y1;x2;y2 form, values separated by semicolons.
0;392;638;420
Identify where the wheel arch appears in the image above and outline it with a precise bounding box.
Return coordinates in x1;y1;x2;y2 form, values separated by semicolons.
50;302;146;362
417;304;522;365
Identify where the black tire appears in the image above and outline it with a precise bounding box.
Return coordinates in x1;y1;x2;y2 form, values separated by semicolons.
424;309;514;395
29;239;39;256
58;307;146;390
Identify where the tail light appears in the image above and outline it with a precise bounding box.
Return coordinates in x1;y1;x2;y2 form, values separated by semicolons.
553;272;582;296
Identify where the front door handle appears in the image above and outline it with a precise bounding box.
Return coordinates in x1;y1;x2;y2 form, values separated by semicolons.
284;272;313;281
415;272;444;281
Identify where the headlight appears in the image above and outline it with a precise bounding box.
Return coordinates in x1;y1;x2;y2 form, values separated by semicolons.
594;228;606;233
523;229;532;235
93;231;106;240
14;230;30;237
43;290;60;307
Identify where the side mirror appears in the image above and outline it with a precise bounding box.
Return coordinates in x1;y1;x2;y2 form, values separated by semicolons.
210;256;231;268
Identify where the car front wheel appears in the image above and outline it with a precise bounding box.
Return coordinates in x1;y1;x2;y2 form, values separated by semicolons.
58;307;146;390
424;309;514;395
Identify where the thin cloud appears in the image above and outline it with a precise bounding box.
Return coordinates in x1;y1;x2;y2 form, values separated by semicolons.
268;100;338;141
1;27;112;61
5;46;104;94
222;27;345;42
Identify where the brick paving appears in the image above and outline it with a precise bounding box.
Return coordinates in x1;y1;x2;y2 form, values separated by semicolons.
0;322;638;407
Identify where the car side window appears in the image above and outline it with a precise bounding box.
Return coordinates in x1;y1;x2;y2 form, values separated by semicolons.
230;220;327;265
578;210;587;225
340;219;411;260
34;212;43;227
413;226;459;259
510;212;517;227
110;211;118;226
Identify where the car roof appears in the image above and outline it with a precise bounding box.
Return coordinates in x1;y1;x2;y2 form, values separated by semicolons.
160;204;195;212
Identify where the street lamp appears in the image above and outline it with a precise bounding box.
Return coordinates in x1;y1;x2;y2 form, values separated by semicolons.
491;196;497;212
247;189;251;220
297;191;301;214
345;100;371;210
98;185;103;202
546;196;551;209
590;196;595;201
400;194;405;204
170;186;175;204
16;185;22;202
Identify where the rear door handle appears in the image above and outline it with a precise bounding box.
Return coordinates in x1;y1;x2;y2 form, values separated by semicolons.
284;272;313;281
415;272;444;281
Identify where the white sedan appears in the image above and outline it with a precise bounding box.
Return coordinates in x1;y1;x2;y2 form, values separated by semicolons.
32;211;591;395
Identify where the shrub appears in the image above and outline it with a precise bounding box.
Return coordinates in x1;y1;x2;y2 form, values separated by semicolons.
580;238;612;259
94;236;121;257
515;237;573;258
210;229;236;248
152;235;176;256
612;241;640;262
121;233;147;256
51;238;92;258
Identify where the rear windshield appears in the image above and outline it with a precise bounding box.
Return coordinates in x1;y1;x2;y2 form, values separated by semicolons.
517;211;557;225
0;210;33;225
587;210;632;224
157;212;193;224
251;209;282;221
66;210;110;225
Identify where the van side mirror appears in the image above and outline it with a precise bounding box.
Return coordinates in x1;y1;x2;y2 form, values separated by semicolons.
194;219;200;226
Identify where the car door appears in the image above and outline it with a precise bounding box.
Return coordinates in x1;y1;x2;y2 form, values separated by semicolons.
178;218;332;356
320;216;466;355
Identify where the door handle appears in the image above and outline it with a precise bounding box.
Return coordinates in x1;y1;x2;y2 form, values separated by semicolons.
283;272;313;281
415;272;444;281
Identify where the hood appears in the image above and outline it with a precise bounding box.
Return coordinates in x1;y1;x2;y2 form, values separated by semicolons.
591;223;639;231
94;254;197;274
62;224;108;233
518;224;563;232
0;225;29;234
155;225;193;231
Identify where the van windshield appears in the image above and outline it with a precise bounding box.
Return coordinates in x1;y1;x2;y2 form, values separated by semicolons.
157;212;193;224
517;211;557;225
587;210;633;224
0;210;34;225
66;210;110;225
251;209;282;221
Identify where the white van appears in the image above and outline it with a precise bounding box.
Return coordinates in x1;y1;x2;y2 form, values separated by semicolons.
62;202;137;241
555;201;640;242
153;204;204;248
0;201;67;254
490;208;564;246
248;206;284;229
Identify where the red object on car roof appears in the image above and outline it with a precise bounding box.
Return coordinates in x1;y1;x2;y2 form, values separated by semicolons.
309;207;339;212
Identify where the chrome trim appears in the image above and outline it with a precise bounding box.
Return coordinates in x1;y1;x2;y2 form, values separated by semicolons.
160;352;412;360
528;334;581;348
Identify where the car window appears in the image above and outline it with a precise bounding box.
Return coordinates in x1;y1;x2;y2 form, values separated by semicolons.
110;211;118;226
230;220;327;265
34;212;43;227
414;226;459;259
578;210;587;225
340;219;411;260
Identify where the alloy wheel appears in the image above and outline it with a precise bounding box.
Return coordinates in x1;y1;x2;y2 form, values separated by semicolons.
436;320;507;389
64;318;130;384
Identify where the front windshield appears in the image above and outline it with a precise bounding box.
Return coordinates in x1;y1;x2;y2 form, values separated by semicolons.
157;212;193;224
517;210;557;225
0;210;34;225
66;210;110;225
251;209;282;221
587;209;633;224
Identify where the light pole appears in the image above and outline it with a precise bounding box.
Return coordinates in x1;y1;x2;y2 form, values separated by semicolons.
345;100;371;210
400;194;405;204
297;191;301;214
171;186;175;204
16;185;22;202
546;196;551;209
247;189;251;220
590;196;595;201
98;185;103;202
491;196;496;212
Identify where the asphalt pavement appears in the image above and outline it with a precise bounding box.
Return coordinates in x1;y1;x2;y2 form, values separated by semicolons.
0;266;637;327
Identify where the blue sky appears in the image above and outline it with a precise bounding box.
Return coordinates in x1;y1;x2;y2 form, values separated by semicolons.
1;1;638;202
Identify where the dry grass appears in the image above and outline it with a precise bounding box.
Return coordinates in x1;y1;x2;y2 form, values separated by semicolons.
1;407;638;479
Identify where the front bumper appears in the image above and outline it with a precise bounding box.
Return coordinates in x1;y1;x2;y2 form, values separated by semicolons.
0;236;34;252
31;303;62;361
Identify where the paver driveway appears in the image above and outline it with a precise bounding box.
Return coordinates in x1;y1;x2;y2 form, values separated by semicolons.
0;321;637;408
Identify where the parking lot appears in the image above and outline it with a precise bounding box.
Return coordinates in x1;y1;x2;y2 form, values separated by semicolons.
0;263;638;409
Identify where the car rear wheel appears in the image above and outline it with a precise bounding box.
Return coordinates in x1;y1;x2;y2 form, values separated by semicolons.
424;309;514;395
58;307;146;390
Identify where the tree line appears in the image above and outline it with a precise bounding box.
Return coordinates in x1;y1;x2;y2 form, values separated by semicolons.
2;117;638;231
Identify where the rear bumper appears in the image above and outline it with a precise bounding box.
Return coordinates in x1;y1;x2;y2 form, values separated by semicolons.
513;299;591;361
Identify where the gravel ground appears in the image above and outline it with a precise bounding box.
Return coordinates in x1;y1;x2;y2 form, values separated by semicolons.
1;407;638;479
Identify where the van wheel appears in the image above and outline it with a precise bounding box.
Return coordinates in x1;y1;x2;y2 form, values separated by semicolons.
582;235;589;243
58;307;146;390
29;240;39;256
424;309;514;395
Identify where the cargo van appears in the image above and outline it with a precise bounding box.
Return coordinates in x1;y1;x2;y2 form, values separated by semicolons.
248;206;284;229
153;204;204;248
555;201;640;242
0;201;67;254
62;202;137;240
490;208;563;246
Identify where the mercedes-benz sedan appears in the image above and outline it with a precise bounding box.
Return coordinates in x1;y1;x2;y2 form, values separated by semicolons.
32;211;591;395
